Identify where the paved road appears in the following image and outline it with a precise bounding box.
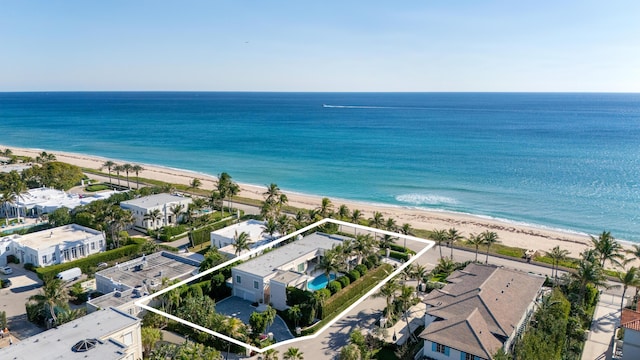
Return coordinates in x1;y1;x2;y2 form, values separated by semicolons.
0;264;44;341
582;294;621;360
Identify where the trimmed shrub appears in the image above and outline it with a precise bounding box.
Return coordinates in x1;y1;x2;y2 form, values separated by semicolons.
355;264;368;276
388;251;410;262
337;276;350;288
363;254;379;269
190;218;237;246
35;242;143;280
347;270;361;282
316;288;331;300
327;280;342;295
24;263;35;271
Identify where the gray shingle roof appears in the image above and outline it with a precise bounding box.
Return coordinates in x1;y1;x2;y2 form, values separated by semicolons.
420;263;544;359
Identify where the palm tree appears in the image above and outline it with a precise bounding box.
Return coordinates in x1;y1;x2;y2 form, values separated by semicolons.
591;231;625;268
283;347;304;360
617;267;640;312
338;204;350;220
288;305;302;329
0;189;15;219
277;214;293;236
102;160;115;185
398;285;419;343
350;209;363;226
546;246;570;280
429;229;447;259
122;163;133;189
467;233;484;262
262;183;283;219
317;249;340;280
354;234;375;265
170;204;184;225
369;211;385;229
385;218;397;232
482;230;500;264
131;165;144;189
399;223;414;249
413;264;428;292
189;178;202;190
317;197;333;218
144;209;163;230
262;218;279;239
446;228;463;259
141;327;163;357
379;234;396;251
10;179;27;222
113;164;123;186
233;231;251;256
374;279;399;324
29;277;70;324
263;349;279;360
572;250;609;304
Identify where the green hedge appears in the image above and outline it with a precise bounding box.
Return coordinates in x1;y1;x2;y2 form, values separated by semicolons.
35;241;143;280
389;244;416;255
321;264;393;320
388;251;410;262
190;218;237;246
159;225;188;241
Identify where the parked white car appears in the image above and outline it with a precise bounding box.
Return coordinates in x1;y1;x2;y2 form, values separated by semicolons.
1;267;12;275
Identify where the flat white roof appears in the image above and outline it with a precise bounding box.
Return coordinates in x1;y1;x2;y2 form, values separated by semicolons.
233;232;349;277
211;219;271;243
12;187;109;212
0;307;139;359
16;224;101;250
120;193;190;209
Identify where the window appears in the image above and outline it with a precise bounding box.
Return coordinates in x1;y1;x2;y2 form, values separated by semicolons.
52;253;56;262
432;342;449;355
91;242;95;250
464;353;474;360
254;281;259;289
5;246;9;252
42;255;47;264
236;275;241;284
123;332;133;346
99;240;104;248
80;246;85;257
71;247;77;258
297;263;305;272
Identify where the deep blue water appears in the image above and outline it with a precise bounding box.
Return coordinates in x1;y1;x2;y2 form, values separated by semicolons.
1;92;639;241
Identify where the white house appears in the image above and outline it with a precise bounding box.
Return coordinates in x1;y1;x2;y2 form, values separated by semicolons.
231;232;349;310
0;224;105;267
420;263;545;360
0;307;142;360
3;187;113;218
120;193;192;231
210;219;276;257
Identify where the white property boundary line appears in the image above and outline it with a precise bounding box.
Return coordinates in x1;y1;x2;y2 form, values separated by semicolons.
135;218;435;353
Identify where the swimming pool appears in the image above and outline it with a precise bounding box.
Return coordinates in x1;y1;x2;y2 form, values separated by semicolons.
307;273;336;291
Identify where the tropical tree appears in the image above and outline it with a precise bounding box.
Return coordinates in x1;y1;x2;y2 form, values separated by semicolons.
546;246;570;280
374;279;399;325
467;233;484;262
413;264;428;292
369;211;385;229
482;231;500;264
617;267;640;312
284;347;304;360
340;344;362;360
429;229;448;259
113;164;123;186
263;349;279;360
354;234;375;265
122;163;133;189
288;304;302;329
399;223;414;249
262;218;279;239
263;183;284;219
144;209;163;230
398;285;419;343
170;203;185;225
131;164;144;189
351;209;363;227
233;231;251;256
591;231;625;268
189;178;202;190
572;249;609;303
29;277;70;324
317;249;340;280
338;204;350;220
385;218;397;232
141;327;163;356
317;197;334;218
102;160;115;185
446;228;463;259
379;234;396;250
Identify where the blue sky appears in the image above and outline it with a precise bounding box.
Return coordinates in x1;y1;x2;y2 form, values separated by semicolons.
1;1;639;92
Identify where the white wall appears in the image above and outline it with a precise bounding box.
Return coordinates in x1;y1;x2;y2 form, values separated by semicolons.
232;269;265;303
422;340;487;360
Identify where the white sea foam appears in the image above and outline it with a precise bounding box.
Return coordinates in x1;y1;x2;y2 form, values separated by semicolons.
395;193;458;205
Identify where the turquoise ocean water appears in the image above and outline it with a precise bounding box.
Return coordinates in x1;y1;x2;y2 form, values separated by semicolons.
1;92;639;241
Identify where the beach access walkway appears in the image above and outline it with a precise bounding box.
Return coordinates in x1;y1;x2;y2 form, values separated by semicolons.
581;293;621;360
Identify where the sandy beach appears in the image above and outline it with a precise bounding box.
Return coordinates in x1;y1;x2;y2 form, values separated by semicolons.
4;145;625;263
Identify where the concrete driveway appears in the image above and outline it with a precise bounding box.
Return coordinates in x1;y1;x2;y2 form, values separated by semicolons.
0;264;45;340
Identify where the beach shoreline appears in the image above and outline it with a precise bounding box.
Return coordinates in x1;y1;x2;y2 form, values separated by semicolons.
3;144;631;263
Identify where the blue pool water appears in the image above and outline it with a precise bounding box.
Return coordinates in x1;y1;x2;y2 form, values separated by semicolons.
308;273;337;291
